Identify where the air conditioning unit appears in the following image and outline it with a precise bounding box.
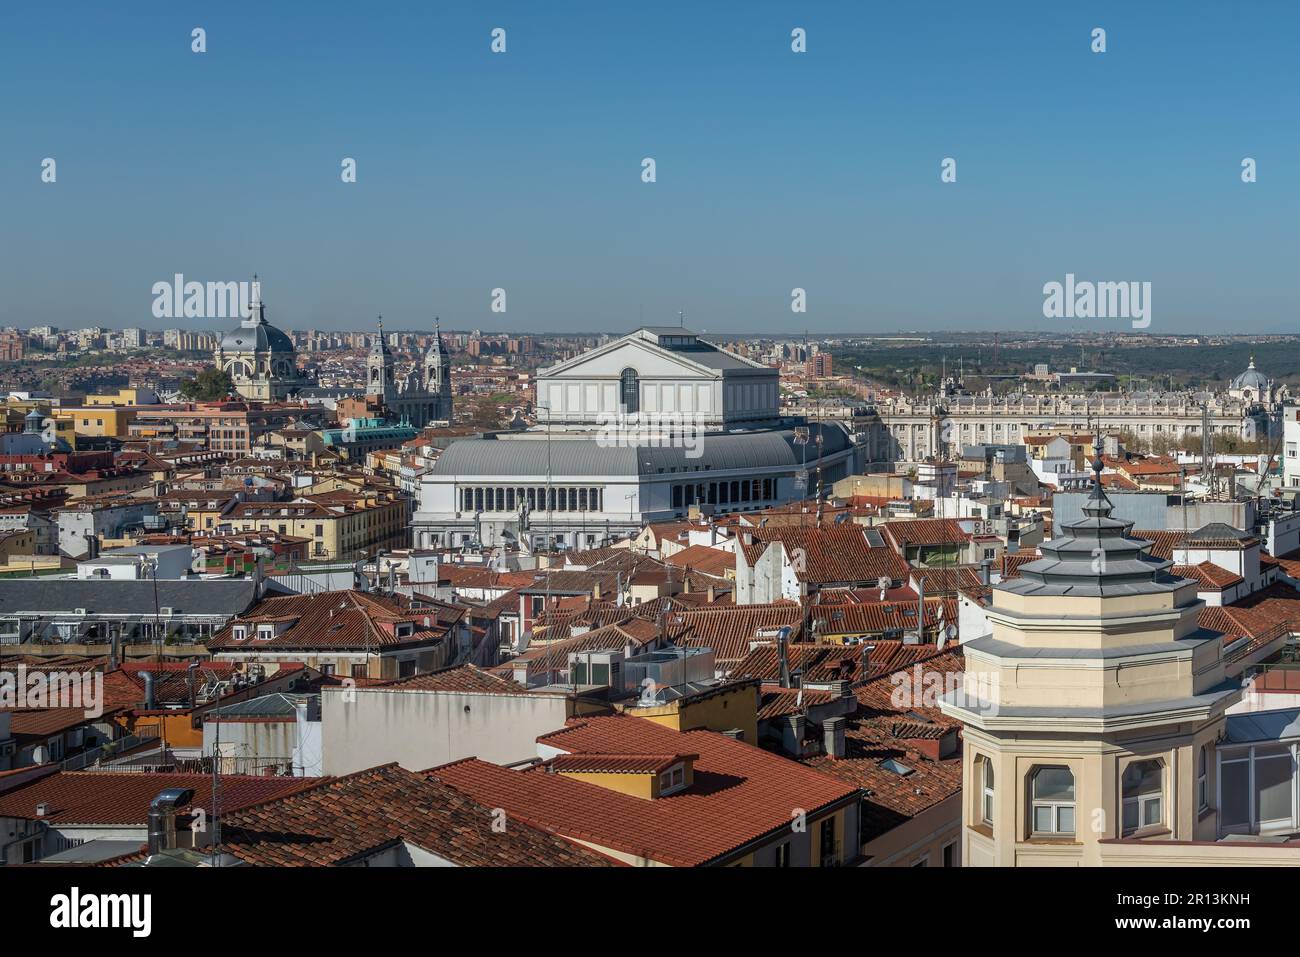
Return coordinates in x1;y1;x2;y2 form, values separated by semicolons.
159;607;174;617
74;608;87;617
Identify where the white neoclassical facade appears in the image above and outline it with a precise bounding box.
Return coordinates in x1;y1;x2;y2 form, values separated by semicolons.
412;327;864;551
876;388;1271;462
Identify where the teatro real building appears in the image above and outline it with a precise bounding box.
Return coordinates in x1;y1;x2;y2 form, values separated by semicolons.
412;327;865;551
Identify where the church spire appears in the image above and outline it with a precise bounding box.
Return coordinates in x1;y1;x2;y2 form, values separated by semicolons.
245;273;266;326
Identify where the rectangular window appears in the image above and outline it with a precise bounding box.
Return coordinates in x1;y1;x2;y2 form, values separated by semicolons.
1198;745;1209;811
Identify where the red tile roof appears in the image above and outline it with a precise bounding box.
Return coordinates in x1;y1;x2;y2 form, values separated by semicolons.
1172;562;1245;591
745;524;910;585
429;716;859;866
375;663;527;694
550;753;696;775
220;763;617;866
0;769;312;825
208;590;446;651
665;604;805;665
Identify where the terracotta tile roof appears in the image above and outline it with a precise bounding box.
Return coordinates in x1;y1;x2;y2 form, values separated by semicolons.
803;648;967;843
1133;530;1185;561
999;551;1040;579
221;763;617;867
806;599;957;638
0;769;312;825
910;566;986;594
880;519;971;549
731;639;952;685
430;715;859;866
1232;582;1300;633
208;589;446;651
549;753;696;775
757;685;839;720
665;604;805;665
745;524;910;585
376;663;527;694
2;707;108;738
503;618;662;682
1198;605;1287;659
1172;562;1245;591
664;544;736;578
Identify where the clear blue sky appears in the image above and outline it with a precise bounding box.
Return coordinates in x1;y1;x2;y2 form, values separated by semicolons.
2;1;1296;334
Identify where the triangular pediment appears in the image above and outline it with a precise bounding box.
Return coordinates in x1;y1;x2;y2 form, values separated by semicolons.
539;336;722;381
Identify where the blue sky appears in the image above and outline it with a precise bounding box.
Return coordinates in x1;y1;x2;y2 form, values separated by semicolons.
2;1;1296;334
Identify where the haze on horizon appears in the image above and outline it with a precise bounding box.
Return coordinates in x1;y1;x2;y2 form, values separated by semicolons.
2;1;1296;335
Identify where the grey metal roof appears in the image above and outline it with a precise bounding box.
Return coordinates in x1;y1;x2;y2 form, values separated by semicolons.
429;424;852;479
1187;522;1254;543
998;469;1186;598
0;579;258;618
207;692;317;718
1225;707;1300;745
964;630;1222;661
219;315;295;354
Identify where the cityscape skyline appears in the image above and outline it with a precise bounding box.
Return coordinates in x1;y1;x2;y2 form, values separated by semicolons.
4;1;1297;333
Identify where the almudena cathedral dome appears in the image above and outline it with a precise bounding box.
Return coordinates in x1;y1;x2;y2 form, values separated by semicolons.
412;327;866;551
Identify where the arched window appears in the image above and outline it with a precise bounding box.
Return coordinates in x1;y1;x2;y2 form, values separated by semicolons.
1030;766;1075;835
1122;760;1163;834
620;367;639;414
981;758;995;824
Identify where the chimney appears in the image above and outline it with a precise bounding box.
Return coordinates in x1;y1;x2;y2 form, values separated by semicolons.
147;787;196;855
186;660;200;708
980;557;992;586
861;643;875;677
777;625;792;689
706;585;716;603
108;632;120;671
822;716;846;759
141;671;156;711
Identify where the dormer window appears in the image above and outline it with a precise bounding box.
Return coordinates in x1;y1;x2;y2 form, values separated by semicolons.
233;626;247;641
658;763;686;795
395;622;413;638
257;625;274;640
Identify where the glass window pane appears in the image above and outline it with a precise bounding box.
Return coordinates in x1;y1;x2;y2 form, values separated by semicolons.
1220;760;1250;828
1123;801;1139;832
1033;767;1074;802
984;763;994;790
1256;755;1294;823
1122;760;1162;797
1143;797;1162;827
1033;806;1052;832
1058;805;1075;834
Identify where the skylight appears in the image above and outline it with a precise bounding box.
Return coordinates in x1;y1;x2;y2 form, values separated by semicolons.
881;758;914;776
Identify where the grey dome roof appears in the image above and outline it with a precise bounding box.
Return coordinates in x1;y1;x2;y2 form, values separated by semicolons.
1231;358;1268;391
220;314;295;354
